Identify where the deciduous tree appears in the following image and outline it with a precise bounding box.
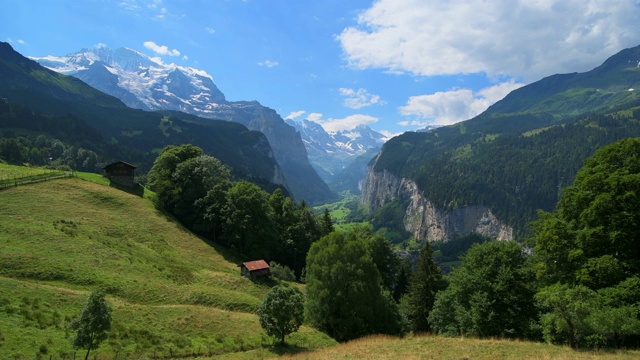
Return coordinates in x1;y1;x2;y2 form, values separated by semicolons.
429;241;536;338
69;289;112;360
257;286;304;345
305;228;405;341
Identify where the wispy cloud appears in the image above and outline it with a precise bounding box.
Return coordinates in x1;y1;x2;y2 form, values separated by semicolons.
339;0;640;82
285;110;306;120
399;81;524;126
119;0;169;20
258;60;279;68
339;88;384;109
205;27;216;34
7;38;26;45
143;41;181;56
305;113;379;133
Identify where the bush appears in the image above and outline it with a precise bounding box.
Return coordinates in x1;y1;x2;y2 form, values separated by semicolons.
269;262;296;281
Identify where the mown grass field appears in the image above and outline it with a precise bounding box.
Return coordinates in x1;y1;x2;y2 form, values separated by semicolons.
0;168;335;359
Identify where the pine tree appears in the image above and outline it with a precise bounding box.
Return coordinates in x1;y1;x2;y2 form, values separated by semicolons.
403;242;446;333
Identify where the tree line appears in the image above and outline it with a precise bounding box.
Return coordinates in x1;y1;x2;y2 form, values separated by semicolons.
277;137;640;347
69;138;640;350
146;144;333;277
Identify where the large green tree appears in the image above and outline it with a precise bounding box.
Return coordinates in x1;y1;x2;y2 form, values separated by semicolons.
305;228;405;341
147;144;203;209
257;285;305;345
429;241;536;338
531;138;640;348
222;181;277;258
69;289;112;360
172;155;231;236
402;242;447;333
532;137;640;289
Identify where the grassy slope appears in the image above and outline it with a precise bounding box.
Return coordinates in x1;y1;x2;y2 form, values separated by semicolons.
277;334;640;360
0;169;335;359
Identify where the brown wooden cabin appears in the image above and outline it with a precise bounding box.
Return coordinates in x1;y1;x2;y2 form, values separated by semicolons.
240;260;271;280
103;161;137;187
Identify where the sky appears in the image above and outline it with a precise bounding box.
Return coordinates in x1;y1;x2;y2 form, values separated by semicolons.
2;0;640;137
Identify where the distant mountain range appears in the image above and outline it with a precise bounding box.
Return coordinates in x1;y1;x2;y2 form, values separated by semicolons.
286;119;386;186
29;46;336;204
362;44;640;241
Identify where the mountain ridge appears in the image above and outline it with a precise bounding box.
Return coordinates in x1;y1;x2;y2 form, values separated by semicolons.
362;44;640;240
286;118;386;187
30;46;335;204
0;42;288;193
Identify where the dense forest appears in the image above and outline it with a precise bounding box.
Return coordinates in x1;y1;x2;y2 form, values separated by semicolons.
371;110;640;236
145;144;333;278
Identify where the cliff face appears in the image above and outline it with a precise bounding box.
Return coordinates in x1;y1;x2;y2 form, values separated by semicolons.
361;167;513;241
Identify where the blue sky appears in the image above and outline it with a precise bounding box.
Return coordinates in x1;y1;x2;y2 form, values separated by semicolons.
2;0;640;137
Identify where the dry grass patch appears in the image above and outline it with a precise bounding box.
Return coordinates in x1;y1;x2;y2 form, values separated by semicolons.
281;334;640;360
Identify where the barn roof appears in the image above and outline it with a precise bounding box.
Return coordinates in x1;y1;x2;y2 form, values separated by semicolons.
102;161;137;170
242;260;270;271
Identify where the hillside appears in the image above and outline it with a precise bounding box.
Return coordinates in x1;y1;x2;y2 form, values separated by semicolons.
0;41;287;193
0;170;335;359
363;44;640;240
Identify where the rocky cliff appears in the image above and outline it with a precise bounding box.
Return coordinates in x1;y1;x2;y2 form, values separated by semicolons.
361;166;513;241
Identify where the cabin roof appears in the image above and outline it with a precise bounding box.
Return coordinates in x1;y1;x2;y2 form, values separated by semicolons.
103;161;137;170
242;260;270;271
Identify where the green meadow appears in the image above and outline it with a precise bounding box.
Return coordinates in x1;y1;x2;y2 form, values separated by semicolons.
0;167;335;359
1;165;639;360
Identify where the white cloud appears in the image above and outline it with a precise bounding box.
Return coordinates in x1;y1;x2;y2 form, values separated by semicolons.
149;56;164;65
285;110;306;120
307;113;323;122
143;41;180;56
306;113;379;132
258;60;279;68
339;0;640;82
94;42;108;49
399;81;524;126
182;55;188;60
378;129;402;140
7;38;26;44
206;27;216;34
339;87;384;109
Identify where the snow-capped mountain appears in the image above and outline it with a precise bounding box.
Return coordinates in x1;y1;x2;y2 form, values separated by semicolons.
30;47;335;204
286;118;387;183
31;47;226;112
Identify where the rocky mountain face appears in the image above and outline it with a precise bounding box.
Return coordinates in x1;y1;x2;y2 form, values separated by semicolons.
30;47;334;204
361;166;513;241
361;44;640;241
286;118;386;186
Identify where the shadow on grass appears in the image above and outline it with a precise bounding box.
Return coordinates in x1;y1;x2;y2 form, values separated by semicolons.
268;342;311;356
109;181;145;197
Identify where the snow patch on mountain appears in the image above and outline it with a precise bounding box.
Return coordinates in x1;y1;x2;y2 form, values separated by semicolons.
29;47;224;111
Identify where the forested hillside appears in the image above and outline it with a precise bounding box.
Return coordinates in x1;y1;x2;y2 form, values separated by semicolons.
367;44;640;237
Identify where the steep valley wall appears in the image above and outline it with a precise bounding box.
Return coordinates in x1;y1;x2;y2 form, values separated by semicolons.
361;167;513;241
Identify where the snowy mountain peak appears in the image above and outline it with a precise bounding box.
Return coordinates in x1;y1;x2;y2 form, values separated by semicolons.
29;46;224;110
287;119;386;180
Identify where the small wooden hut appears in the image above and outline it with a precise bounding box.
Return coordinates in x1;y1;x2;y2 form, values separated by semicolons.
240;260;271;280
103;161;137;187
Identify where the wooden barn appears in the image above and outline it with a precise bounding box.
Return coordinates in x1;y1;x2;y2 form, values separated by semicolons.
240;260;271;280
103;161;137;187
